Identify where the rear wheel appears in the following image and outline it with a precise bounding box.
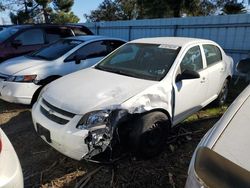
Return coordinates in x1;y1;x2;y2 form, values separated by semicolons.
214;79;229;106
129;112;169;159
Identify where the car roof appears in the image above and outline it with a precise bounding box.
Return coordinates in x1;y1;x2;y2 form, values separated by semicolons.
65;35;126;42
7;24;93;34
131;37;214;47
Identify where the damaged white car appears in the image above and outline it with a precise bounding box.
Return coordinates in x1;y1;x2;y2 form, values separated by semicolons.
31;37;233;161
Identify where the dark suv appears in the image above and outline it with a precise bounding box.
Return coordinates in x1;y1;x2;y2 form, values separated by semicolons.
0;24;93;63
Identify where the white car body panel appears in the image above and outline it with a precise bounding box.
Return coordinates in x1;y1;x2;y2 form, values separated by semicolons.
0;36;126;104
32;37;233;160
42;68;157;115
0;128;23;188
185;84;250;188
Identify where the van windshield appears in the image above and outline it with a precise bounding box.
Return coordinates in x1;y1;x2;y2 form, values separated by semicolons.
95;43;180;81
27;39;82;60
0;27;19;42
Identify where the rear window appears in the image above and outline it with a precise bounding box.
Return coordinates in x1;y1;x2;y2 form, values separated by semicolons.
71;26;93;35
203;44;222;66
45;28;73;43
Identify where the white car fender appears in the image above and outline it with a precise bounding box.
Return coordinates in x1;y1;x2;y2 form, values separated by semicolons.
121;82;173;120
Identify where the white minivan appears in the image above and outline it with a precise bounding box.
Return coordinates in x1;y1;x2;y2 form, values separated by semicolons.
32;37;233;161
0;36;125;104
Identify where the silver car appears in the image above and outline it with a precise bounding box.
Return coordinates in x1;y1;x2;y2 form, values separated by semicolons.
186;59;250;188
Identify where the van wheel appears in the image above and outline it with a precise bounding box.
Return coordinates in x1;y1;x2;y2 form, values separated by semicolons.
129;112;169;159
214;79;229;106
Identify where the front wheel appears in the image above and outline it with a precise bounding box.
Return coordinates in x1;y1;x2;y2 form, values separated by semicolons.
214;79;229;106
129;112;169;159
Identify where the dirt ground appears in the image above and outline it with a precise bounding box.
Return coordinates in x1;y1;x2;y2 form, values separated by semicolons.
0;80;248;188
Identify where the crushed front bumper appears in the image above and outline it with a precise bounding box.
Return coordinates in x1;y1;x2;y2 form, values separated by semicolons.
31;100;114;161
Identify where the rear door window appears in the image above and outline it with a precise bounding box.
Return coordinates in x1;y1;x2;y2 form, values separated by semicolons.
45;28;61;43
45;28;73;43
203;44;222;66
15;29;44;45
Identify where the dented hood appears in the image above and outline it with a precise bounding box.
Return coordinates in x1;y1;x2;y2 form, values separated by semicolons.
43;68;157;114
0;56;49;75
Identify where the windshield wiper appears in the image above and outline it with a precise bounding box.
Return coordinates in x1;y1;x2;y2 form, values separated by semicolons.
96;65;146;79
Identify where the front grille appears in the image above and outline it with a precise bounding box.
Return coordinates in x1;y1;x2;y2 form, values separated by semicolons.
42;99;75;118
40;106;69;125
40;98;76;125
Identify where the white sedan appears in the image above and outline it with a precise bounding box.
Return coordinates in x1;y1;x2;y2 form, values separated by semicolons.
0;36;126;105
32;37;233;161
0;128;23;188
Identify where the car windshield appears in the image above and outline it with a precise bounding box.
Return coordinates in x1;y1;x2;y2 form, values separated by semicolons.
95;43;181;81
0;27;19;42
27;39;82;61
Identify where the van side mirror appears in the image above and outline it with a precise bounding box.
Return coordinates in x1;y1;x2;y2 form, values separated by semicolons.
11;40;22;48
176;69;200;82
74;55;86;64
237;58;250;74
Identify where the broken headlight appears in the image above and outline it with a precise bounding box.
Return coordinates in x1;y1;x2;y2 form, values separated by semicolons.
77;110;111;129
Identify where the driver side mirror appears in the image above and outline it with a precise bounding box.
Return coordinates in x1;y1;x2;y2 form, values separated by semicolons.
176;69;200;82
74;54;86;64
11;40;22;48
237;58;250;74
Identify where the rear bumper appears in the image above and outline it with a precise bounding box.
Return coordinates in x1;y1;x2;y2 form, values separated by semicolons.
0;129;23;188
0;80;40;104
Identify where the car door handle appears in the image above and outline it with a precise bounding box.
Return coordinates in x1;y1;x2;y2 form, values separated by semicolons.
201;77;206;83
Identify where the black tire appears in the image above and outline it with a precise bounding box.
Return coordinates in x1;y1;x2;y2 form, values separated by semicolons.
30;86;44;106
129;112;169;159
214;79;229;106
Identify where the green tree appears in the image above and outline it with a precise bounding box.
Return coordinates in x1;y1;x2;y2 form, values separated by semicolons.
52;0;79;23
117;0;137;20
222;1;246;14
3;0;78;24
184;0;216;16
35;0;52;23
85;0;121;21
137;0;171;18
51;11;79;23
53;0;74;12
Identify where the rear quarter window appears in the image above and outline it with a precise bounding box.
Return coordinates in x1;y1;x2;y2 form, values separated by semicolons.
203;44;222;66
